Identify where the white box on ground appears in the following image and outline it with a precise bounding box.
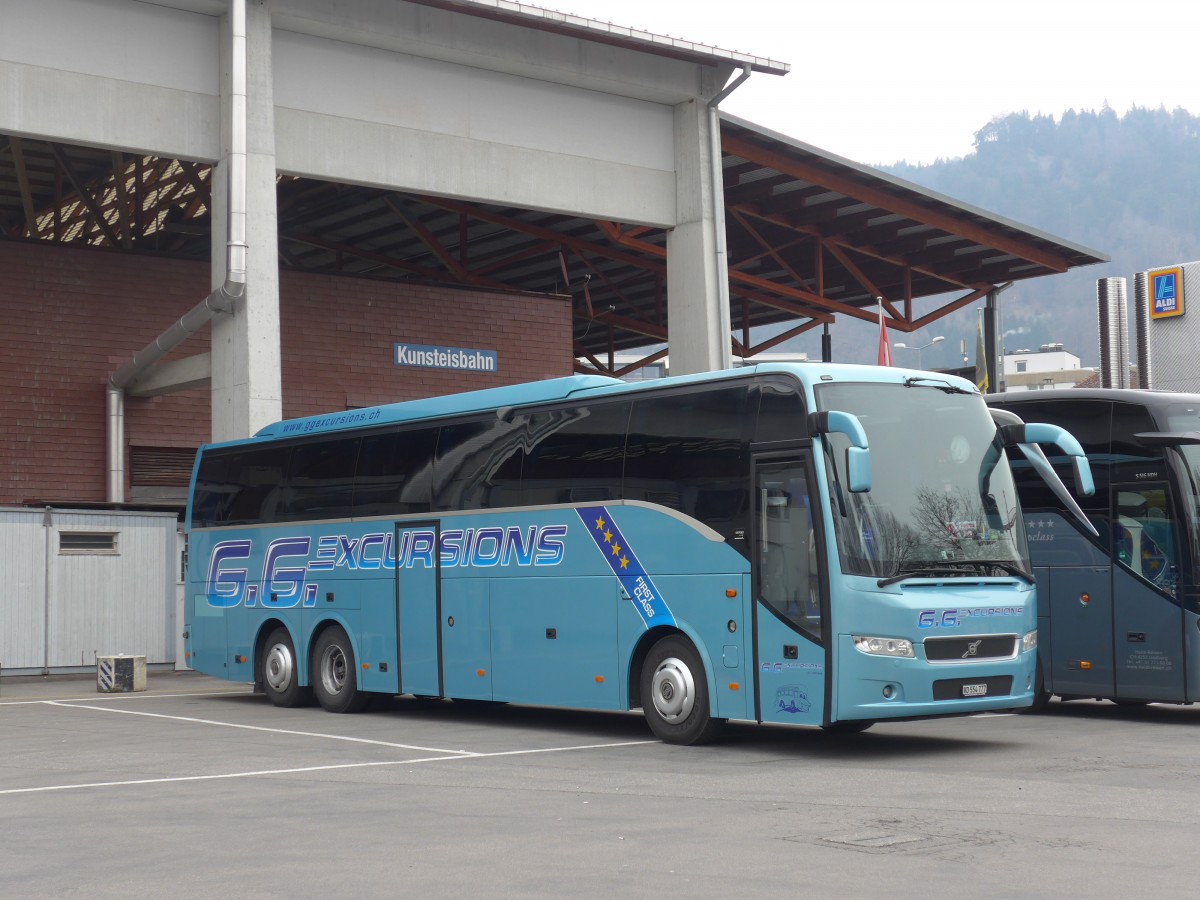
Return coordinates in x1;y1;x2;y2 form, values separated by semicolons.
97;655;146;693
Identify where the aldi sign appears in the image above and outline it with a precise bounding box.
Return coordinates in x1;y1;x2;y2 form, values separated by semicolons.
1149;267;1185;319
394;343;498;372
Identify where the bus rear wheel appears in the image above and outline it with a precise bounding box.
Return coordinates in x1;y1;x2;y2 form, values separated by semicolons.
312;626;369;714
640;635;724;745
260;627;312;708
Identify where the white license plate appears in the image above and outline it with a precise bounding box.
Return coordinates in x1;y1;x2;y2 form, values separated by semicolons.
962;683;988;697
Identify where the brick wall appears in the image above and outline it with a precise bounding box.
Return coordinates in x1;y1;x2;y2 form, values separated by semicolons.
0;241;573;505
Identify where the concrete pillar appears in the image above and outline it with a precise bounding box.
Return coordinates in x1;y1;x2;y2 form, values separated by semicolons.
666;84;731;375
211;1;282;442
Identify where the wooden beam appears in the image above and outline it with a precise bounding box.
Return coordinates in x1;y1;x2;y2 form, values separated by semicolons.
110;151;134;249
722;133;1071;273
48;142;120;247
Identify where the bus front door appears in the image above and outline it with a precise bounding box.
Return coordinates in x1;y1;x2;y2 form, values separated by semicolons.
395;521;442;697
753;456;826;727
1111;482;1185;702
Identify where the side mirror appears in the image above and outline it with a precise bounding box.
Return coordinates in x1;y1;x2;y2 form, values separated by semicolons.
809;410;872;493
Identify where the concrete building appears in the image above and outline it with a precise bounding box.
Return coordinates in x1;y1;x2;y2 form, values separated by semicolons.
1002;344;1094;391
0;1;1108;672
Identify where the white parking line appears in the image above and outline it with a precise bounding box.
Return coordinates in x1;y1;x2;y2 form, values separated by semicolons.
0;740;658;796
0;690;252;706
45;700;471;754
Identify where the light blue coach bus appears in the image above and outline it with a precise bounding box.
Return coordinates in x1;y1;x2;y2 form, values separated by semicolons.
185;364;1092;743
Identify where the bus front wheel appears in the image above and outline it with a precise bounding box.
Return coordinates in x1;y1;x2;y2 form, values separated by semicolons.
312;626;369;714
260;627;312;708
640;635;725;745
1021;656;1050;714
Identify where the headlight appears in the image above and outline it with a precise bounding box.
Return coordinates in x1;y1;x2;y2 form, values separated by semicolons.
1022;630;1038;652
853;636;914;658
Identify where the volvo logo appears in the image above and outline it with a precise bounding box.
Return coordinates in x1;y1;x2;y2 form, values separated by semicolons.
962;639;983;659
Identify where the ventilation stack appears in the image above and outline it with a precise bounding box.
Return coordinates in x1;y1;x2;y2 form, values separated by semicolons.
1096;277;1129;389
1132;271;1153;389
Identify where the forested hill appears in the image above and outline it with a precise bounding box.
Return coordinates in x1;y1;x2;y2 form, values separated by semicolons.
879;106;1200;368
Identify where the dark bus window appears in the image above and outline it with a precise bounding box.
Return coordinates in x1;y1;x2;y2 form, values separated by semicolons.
433;416;528;511
213;445;291;525
1004;398;1112;512
755;378;807;444
625;385;752;542
1001;397;1112;556
1110;402;1165;481
1114;484;1179;595
353;427;437;517
279;438;361;521
522;401;630;505
191;452;232;528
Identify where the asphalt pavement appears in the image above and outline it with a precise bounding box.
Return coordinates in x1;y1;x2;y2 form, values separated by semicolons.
2;671;1197;898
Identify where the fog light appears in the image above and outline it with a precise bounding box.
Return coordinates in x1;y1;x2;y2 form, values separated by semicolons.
882;684;895;699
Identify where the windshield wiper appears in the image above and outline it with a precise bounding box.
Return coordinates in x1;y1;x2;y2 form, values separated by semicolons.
877;559;1034;587
902;376;972;395
973;559;1035;583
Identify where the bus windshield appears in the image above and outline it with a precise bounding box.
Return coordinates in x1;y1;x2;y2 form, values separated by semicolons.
817;381;1029;580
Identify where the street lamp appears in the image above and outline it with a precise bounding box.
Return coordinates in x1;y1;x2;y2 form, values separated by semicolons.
892;335;945;369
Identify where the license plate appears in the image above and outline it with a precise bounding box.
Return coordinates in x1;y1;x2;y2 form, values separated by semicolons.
962;683;988;697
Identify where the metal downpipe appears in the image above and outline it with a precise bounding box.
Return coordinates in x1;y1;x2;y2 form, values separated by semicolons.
105;0;248;503
706;65;750;370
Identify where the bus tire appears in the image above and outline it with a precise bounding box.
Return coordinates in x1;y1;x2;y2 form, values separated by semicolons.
312;626;369;714
640;635;725;745
1022;657;1050;714
260;627;312;708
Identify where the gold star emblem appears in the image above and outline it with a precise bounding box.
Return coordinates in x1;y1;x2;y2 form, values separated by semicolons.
603;529;613;543
611;543;622;556
620;556;629;569
594;516;606;530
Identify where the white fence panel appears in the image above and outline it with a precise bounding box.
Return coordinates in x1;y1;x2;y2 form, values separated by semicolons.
0;509;47;670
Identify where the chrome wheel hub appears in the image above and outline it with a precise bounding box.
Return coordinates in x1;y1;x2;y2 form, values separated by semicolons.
650;656;695;723
264;643;294;693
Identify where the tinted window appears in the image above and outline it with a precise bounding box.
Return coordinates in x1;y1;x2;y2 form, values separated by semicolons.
624;385;752;540
522;401;630;505
998;398;1112;554
353;428;437;516
191;452;231;528
193;444;290;526
433;416;527;511
755;378;807;444
279;438;360;521
1110;402;1165;482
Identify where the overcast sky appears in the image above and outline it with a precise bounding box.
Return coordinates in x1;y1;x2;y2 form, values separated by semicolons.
553;0;1200;165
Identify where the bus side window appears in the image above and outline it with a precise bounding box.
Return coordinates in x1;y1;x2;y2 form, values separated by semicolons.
192;452;233;528
755;378;807;444
353;428;436;517
522;402;629;506
625;386;752;543
1115;487;1178;593
433;416;527;512
223;446;291;525
280;437;360;521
